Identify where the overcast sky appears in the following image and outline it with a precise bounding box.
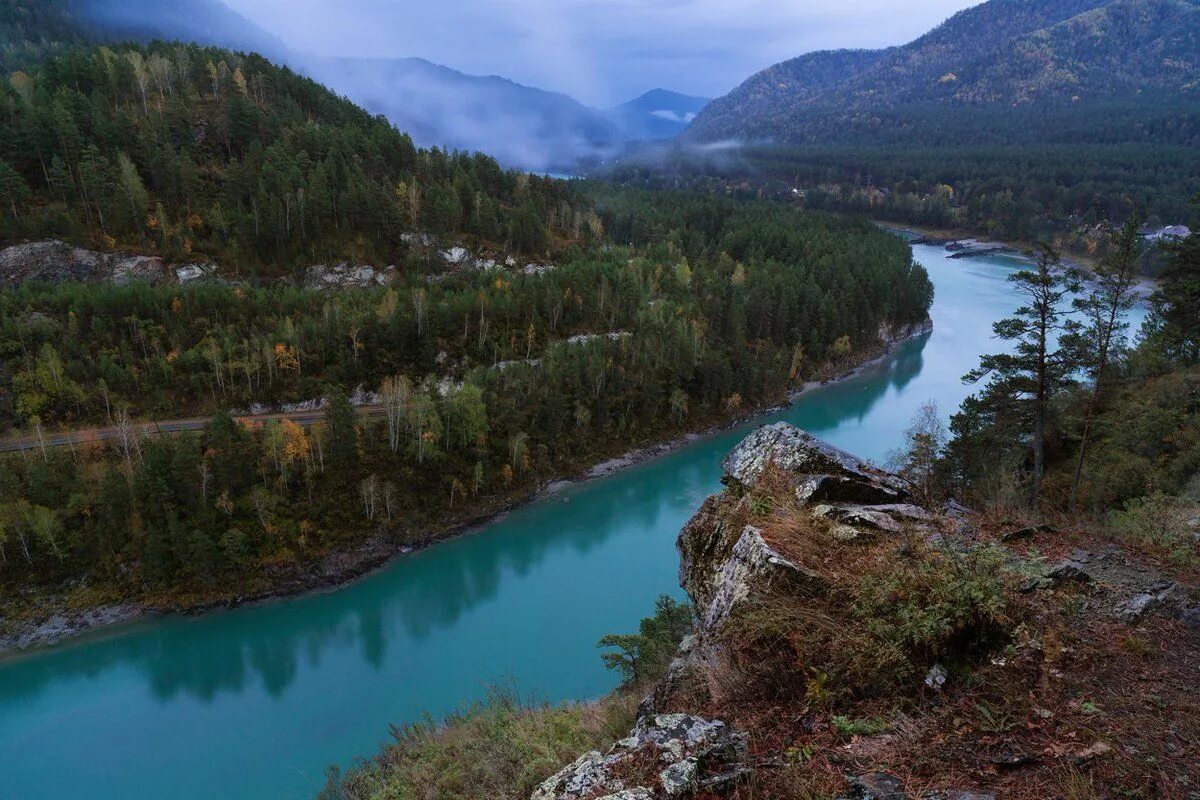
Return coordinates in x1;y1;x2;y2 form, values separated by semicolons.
223;0;981;106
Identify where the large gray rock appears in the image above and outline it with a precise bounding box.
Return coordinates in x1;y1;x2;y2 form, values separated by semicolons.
597;791;656;800
0;240;219;287
722;423;909;504
531;714;747;800
301;262;396;289
700;525;821;630
842;772;907;800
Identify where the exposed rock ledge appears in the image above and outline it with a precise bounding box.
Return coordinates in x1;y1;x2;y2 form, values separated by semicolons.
0;239;554;290
533;423;1198;800
0;239;219;287
534;424;966;800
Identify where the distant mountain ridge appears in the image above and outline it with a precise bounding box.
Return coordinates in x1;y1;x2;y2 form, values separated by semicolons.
8;0;629;170
303;56;624;170
606;89;711;140
687;0;1200;144
75;0;289;60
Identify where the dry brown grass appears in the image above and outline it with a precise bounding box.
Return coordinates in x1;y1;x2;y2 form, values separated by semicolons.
673;465;1200;799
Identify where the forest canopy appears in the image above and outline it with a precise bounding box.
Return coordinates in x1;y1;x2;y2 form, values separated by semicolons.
0;41;585;268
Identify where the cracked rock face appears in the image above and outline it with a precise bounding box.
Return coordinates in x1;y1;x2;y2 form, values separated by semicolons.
530;714;748;800
0;240;219;286
721;422;909;503
700;525;822;630
681;424;920;633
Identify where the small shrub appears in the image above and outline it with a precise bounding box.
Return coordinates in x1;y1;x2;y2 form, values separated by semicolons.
831;715;889;737
852;543;1013;667
1108;492;1199;566
727;536;1016;705
972;700;1018;733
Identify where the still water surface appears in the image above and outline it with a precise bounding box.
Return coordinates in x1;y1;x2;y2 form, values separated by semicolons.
0;245;1141;800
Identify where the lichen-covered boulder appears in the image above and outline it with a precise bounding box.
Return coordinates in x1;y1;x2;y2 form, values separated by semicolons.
596;790;656;800
700;526;822;630
530;714;748;800
722;423;909;504
531;751;618;800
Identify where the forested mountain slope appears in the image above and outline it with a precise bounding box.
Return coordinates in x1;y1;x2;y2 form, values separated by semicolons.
687;0;1199;144
611;0;1200;247
1;0;627;170
0;41;583;270
0;0;284;72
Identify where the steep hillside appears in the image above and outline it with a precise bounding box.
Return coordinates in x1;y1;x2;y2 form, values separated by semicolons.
74;0;288;60
0;41;585;270
687;0;1199;144
0;0;286;71
683;49;886;143
2;0;627;170
0;0;89;70
607;89;711;140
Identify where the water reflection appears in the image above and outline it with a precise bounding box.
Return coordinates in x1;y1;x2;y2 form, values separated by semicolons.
1;335;940;712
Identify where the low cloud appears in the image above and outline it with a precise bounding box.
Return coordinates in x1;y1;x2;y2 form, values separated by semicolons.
223;0;980;106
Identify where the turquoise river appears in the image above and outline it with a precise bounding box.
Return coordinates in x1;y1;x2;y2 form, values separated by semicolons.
0;244;1144;800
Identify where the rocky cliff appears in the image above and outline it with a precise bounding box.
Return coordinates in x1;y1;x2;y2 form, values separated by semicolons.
533;423;1200;799
0;239;553;289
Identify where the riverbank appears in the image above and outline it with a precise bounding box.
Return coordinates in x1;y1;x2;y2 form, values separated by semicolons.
881;221;1159;302
0;319;933;657
876;220;1099;268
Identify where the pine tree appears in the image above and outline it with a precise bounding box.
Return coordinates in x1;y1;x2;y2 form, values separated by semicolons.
962;245;1081;503
1065;215;1143;507
1147;221;1200;366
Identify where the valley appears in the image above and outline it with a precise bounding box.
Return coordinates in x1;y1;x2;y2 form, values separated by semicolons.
0;0;1197;799
0;244;1047;800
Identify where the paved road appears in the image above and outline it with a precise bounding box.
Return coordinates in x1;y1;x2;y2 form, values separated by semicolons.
0;405;391;453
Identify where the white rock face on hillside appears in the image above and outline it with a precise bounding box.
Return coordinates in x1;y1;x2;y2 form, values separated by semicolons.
0;240;221;286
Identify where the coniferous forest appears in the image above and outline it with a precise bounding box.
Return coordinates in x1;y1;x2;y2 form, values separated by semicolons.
0;40;933;603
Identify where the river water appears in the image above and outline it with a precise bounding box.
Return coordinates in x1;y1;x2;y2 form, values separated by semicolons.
0;245;1143;800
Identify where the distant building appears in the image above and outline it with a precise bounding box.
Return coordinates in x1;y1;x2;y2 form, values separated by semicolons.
1144;225;1191;242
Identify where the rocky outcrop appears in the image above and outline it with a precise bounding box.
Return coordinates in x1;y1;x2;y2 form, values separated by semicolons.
0;240;220;286
301;262;397;289
699;525;822;629
531;714;748;800
678;422;914;623
1032;545;1194;624
535;423;1196;800
540;424;956;800
720;422;909;503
